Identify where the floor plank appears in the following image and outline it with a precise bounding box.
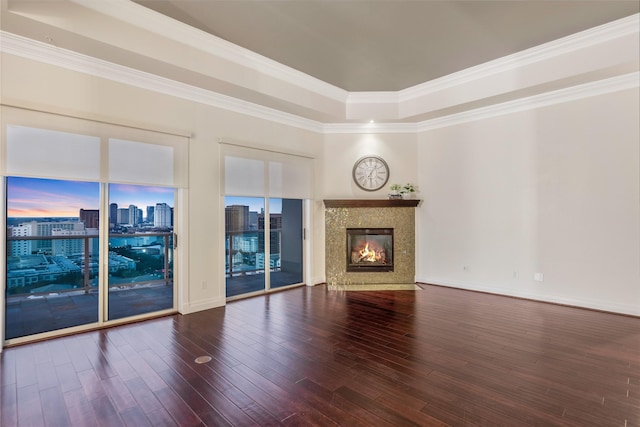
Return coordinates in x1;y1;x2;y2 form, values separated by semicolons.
1;283;639;426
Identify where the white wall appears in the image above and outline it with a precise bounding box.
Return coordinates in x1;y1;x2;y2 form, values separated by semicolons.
322;132;419;198
416;88;640;315
2;50;638;319
317;132;419;283
0;53;325;314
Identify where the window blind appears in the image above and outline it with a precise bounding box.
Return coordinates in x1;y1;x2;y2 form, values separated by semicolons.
108;138;174;187
221;143;314;199
268;155;313;199
6;125;101;181
1;106;188;188
224;155;266;197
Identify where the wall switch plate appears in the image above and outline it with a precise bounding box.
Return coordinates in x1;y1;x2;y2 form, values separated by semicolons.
534;273;544;282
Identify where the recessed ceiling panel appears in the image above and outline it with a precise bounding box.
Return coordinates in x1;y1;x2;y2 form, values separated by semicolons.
133;0;639;91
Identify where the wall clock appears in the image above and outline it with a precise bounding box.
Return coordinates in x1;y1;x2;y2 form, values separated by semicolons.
352;155;390;191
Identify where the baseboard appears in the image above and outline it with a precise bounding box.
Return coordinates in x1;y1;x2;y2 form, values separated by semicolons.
418;277;640;317
180;297;226;315
311;276;326;286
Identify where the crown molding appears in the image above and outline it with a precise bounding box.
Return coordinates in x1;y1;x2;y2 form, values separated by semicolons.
1;11;637;136
0;31;325;134
347;92;400;104
416;72;640;132
69;0;349;104
323;121;418;134
398;13;640;103
71;1;638;111
327;72;639;133
344;13;638;121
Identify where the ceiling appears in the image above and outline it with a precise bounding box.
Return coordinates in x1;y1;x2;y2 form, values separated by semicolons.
1;0;638;126
132;0;639;92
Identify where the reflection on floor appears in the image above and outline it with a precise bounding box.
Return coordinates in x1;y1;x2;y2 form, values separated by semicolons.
109;285;173;320
327;283;421;291
5;271;304;340
5;285;173;340
226;270;303;298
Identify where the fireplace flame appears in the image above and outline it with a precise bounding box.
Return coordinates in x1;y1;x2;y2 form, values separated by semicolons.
353;241;387;264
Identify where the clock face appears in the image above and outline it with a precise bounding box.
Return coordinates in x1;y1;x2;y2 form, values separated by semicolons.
352;155;390;191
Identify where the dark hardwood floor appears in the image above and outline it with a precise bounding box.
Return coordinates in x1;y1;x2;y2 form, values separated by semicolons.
1;283;639;426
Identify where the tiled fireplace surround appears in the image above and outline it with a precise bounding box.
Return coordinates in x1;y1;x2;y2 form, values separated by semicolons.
324;199;420;289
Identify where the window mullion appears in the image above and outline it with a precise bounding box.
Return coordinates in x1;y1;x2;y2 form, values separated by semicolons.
99;182;109;324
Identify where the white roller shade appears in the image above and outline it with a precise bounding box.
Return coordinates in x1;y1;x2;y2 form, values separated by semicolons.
221;143;314;199
269;155;313;199
2;106;189;188
109;138;174;186
6;125;101;181
224;155;265;197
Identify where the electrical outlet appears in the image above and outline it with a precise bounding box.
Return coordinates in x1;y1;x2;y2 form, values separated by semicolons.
534;273;544;282
201;280;207;289
513;271;519;279
463;265;469;271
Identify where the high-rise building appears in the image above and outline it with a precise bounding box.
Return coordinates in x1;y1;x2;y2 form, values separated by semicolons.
154;203;172;228
51;224;93;256
225;205;249;232
128;205;139;226
117;208;129;224
109;203;118;227
10;224;33;256
257;213;282;254
146;206;154;224
33;221;80;236
79;209;99;229
249;211;258;230
258;213;282;230
236;235;258;253
11;220;85;254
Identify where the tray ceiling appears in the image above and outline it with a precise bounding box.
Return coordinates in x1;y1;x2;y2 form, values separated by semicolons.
133;0;639;91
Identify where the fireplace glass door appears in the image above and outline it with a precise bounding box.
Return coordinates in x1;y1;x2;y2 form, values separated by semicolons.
346;228;394;272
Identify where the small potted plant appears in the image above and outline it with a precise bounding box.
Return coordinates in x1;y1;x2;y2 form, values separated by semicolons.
401;183;416;199
389;183;402;199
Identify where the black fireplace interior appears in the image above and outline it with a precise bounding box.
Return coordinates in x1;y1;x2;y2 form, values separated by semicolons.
346;228;394;272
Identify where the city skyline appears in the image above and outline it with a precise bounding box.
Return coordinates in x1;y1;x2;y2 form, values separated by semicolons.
225;196;282;214
7;177;174;218
8;177;287;218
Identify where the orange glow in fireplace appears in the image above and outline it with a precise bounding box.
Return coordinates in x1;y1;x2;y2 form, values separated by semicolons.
347;228;393;272
352;241;388;264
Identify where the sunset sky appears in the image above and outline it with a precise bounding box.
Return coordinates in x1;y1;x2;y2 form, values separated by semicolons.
7;177;174;218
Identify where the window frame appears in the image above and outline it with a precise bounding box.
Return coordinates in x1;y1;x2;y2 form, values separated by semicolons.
1;107;189;348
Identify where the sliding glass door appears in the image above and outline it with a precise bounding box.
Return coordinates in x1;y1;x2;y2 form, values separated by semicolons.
5;177;101;339
107;184;175;320
2;112;187;345
225;197;265;297
4;178;178;341
224;197;303;298
222;143;312;299
270;198;303;289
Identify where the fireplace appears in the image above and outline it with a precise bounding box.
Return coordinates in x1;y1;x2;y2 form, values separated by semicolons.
324;199;418;288
346;228;394;272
